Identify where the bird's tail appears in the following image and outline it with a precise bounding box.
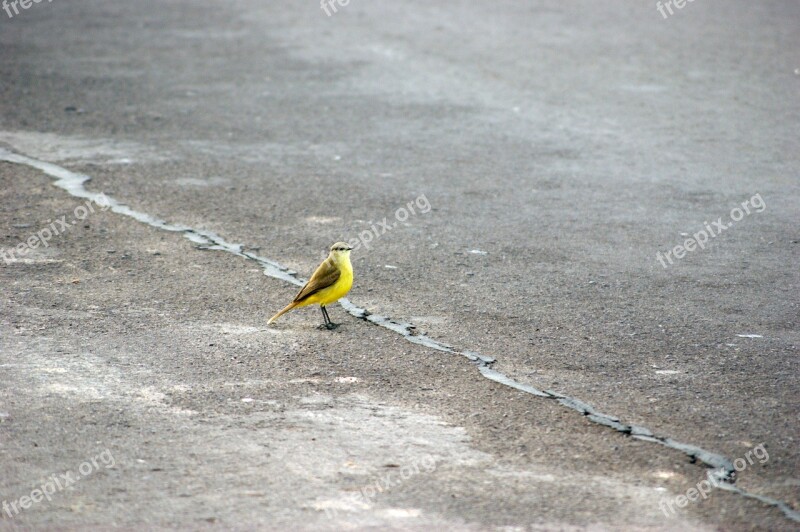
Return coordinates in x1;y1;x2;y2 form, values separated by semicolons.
268;302;298;325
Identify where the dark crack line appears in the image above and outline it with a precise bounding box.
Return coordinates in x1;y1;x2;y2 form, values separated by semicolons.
2;147;797;524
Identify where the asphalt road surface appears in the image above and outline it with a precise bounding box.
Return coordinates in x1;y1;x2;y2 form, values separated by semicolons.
1;1;798;530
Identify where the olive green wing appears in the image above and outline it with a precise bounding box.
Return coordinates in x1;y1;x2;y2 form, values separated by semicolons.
293;258;341;303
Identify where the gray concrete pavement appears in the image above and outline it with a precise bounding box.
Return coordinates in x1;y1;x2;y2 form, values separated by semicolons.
1;0;798;529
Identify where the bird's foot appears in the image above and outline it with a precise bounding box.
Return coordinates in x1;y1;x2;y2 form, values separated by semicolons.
319;322;339;330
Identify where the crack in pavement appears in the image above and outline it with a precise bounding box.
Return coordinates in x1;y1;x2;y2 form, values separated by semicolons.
2;146;798;524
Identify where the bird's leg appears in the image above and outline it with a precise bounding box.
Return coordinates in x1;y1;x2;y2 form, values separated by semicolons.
320;306;338;330
323;306;338;329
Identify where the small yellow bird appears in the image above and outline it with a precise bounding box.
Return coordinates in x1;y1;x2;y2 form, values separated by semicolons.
268;242;354;329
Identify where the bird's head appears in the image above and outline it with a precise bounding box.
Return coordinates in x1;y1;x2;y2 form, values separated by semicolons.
328;241;353;263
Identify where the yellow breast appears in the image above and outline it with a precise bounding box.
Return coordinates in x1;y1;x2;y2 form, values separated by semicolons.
308;256;353;306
